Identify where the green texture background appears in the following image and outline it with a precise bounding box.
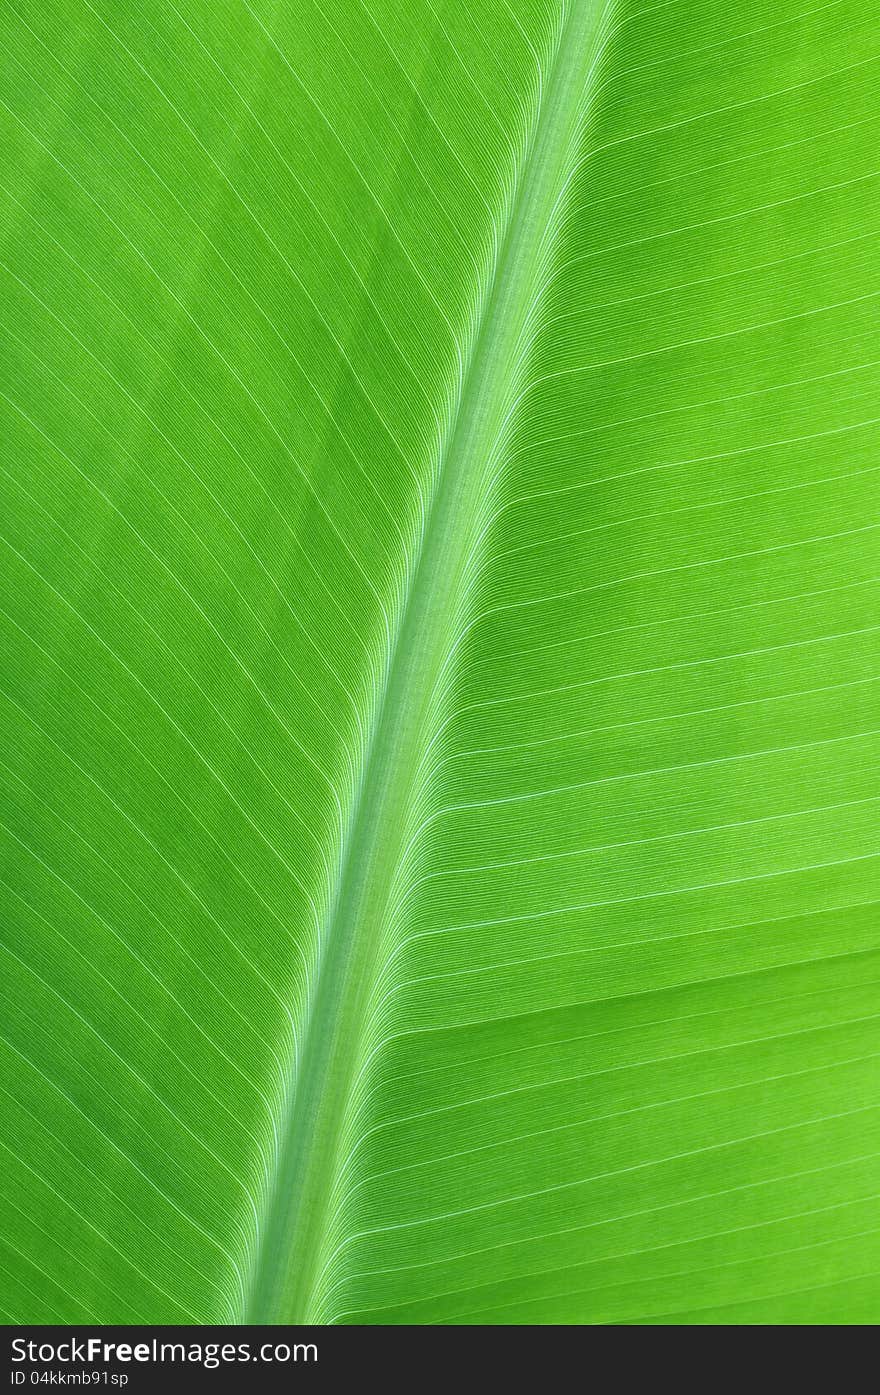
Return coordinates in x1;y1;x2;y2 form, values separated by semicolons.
1;0;879;1323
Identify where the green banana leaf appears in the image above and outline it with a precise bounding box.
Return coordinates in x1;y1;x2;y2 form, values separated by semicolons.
1;0;879;1325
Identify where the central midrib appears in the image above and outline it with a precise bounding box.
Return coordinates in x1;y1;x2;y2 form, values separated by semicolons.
246;0;608;1323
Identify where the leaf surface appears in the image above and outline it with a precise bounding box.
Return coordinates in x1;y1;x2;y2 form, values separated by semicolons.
1;0;879;1324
